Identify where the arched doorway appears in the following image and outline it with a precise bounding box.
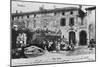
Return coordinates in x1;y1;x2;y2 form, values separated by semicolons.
79;30;87;45
69;31;76;45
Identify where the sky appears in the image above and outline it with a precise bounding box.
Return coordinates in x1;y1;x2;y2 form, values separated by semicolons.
11;1;94;13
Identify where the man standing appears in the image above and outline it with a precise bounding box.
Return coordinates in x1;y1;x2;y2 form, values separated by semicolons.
11;25;19;58
12;25;19;49
19;28;27;58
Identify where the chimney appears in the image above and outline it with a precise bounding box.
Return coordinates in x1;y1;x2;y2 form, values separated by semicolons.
39;4;44;11
16;10;18;14
20;11;22;13
79;5;87;13
79;5;82;9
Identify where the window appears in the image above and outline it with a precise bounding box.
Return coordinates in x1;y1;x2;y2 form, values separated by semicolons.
62;12;65;15
54;12;57;16
60;18;66;26
34;14;36;17
21;16;23;19
14;17;17;20
12;17;14;20
33;20;36;28
27;15;29;18
70;11;73;14
69;18;74;26
17;16;19;19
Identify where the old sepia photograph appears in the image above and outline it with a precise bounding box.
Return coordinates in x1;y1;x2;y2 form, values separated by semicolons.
11;0;96;66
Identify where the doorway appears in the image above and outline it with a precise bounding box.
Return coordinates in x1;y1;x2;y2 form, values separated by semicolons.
79;30;87;45
69;31;76;45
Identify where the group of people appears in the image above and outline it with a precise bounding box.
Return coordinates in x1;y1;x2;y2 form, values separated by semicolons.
32;38;75;52
11;25;32;58
11;25;96;58
88;39;96;49
11;25;74;58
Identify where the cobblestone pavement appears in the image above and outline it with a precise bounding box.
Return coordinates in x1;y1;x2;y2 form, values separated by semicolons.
12;46;95;66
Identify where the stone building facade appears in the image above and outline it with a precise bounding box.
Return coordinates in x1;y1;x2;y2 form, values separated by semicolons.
11;6;96;46
85;7;96;41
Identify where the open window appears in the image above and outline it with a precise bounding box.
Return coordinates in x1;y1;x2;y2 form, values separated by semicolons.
69;17;74;26
62;12;65;15
60;18;66;26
